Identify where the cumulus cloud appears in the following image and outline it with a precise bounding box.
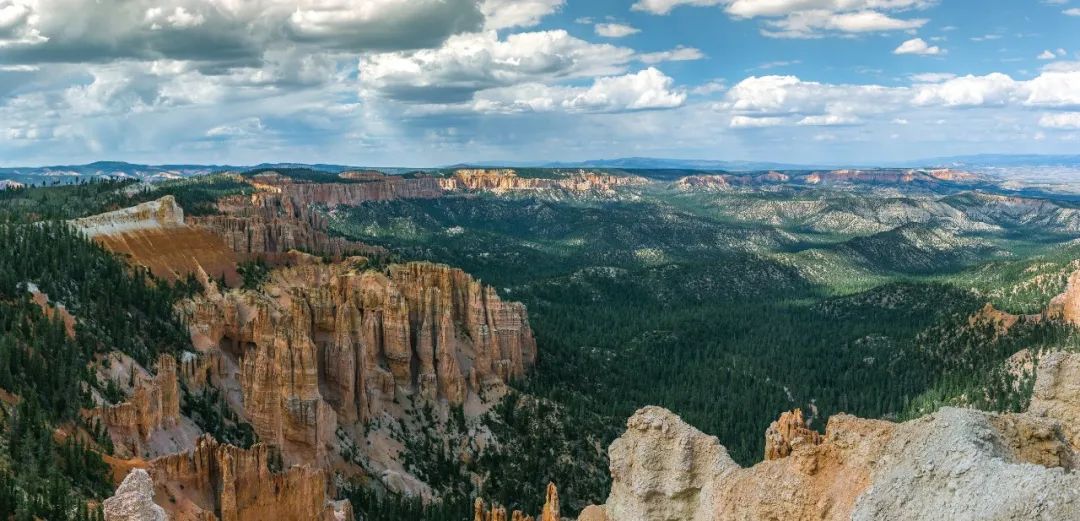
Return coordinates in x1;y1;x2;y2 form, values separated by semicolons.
722;75;906;123
632;0;931;38
480;0;564;29
595;23;641;38
894;38;943;55
472;67;686;113
360;30;635;103
1065;8;1080;16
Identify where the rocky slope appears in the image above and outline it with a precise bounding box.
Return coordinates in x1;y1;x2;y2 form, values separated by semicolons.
72;195;240;283
1045;269;1080;326
577;351;1080;521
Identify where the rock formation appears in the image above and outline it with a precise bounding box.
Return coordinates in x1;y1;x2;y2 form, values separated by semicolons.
763;408;822;460
579;352;1080;521
88;354;200;458
445;169;648;195
189;214;385;261
149;434;350;521
72;196;239;283
1046;269;1080;326
473;482;560;521
104;469;168;521
177;256;536;464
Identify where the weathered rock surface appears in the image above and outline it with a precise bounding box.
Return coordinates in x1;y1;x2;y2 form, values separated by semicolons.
190;215;383;261
763;408;823;460
104;469;168;521
72;196;239;283
1046;270;1080;326
177;257;536;464
581;353;1080;521
88;354;201;459
149;434;348;521
474;482;560;521
446;169;648;196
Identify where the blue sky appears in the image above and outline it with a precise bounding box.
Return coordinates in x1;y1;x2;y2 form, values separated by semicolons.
1;0;1079;166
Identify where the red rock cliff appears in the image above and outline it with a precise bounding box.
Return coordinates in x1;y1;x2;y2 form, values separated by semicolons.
150;434;350;521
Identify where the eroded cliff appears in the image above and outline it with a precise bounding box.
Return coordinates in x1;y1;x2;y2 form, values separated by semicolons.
579;352;1080;521
176;255;536;465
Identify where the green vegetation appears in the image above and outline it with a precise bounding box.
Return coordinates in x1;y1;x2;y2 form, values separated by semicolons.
326;188;1080;516
0;221;195;519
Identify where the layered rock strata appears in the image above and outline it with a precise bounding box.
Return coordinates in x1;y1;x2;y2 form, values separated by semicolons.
177;257;536;464
72;196;239;283
149;434;350;521
580;352;1080;521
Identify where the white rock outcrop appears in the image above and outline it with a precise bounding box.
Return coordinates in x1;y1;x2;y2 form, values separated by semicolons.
103;469;168;521
582;352;1080;521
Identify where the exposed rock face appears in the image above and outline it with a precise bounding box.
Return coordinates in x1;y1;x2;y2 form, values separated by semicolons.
189;215;384;261
446;169;649;195
72;196;239;283
1046;270;1080;325
581;353;1080;521
672;175;732;192
104;469;168;521
177;257;536;464
149;434;349;521
473;482;560;521
88;354;199;458
1028;351;1080;448
763;408;823;460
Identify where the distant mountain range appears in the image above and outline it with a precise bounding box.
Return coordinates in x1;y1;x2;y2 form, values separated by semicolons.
4;155;1080;186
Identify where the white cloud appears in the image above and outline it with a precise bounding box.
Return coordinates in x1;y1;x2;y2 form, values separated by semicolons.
894;38;943;56
206;117;265;138
638;46;705;64
723;75;906;123
1038;50;1058;60
480;0;564;29
631;0;724;15
360;30;635;103
797;114;860;126
729;115;785;128
1065;8;1080;16
632;0;932;38
595;23;640;38
912;73;1019;107
470;68;686;113
1039;112;1080;129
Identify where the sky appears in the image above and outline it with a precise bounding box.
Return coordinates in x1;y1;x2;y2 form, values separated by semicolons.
0;0;1079;167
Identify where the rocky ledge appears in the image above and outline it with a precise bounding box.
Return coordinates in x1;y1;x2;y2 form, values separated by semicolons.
579;351;1080;521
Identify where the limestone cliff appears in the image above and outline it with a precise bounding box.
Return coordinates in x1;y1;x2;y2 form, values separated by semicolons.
580;352;1080;521
177;257;536;464
149;434;350;521
189;214;384;261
